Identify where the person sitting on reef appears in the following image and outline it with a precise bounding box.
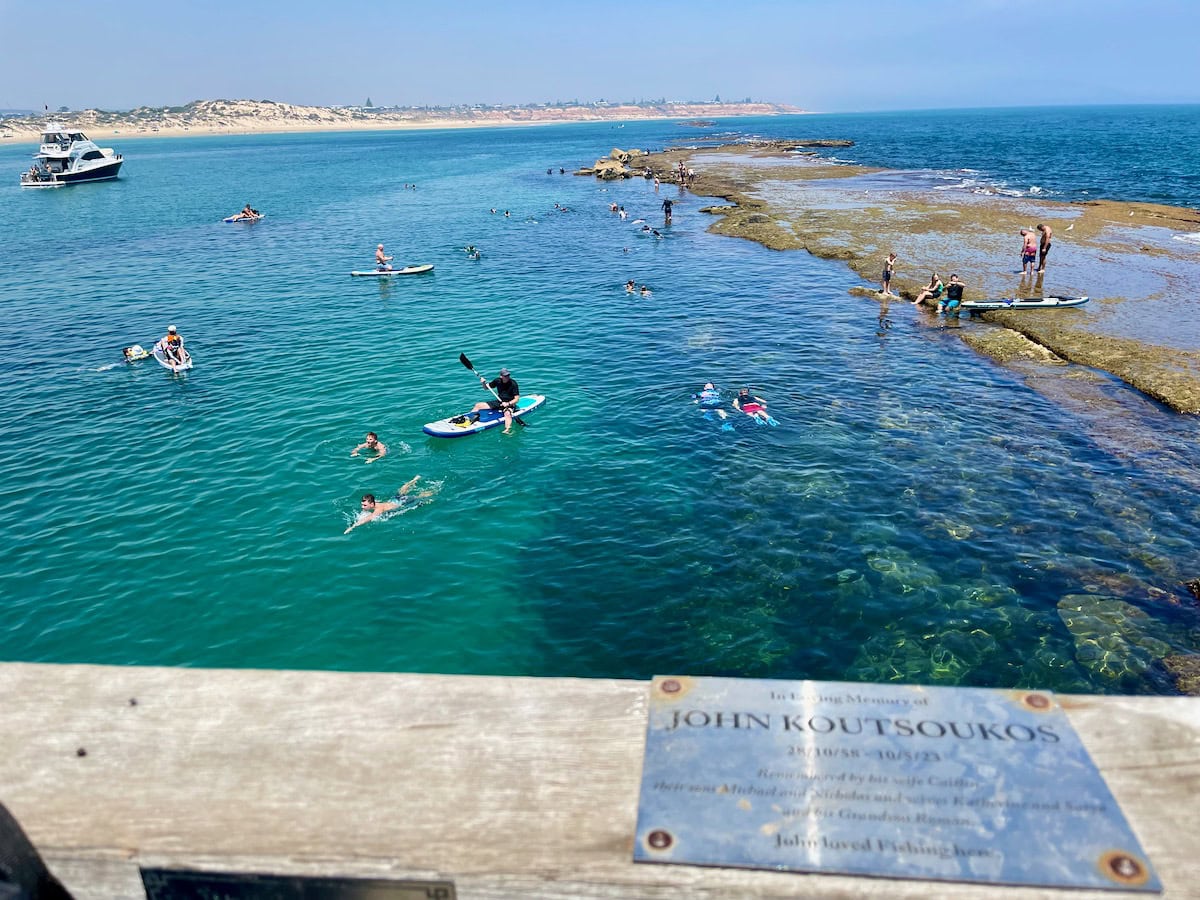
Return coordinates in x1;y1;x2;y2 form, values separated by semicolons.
937;275;965;315
913;273;944;306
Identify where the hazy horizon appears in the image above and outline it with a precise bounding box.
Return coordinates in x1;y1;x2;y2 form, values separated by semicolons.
1;0;1196;114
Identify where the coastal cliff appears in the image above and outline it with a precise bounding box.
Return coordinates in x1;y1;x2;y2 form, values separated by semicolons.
0;98;805;140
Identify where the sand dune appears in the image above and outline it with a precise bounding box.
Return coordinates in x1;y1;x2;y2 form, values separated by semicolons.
0;98;804;141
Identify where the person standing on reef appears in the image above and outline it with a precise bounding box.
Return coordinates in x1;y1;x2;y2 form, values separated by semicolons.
662;197;673;224
1020;229;1038;277
881;252;897;296
1037;223;1053;273
375;244;393;271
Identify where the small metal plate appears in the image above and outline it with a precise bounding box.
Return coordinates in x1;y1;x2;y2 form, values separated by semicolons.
634;676;1160;892
140;868;455;900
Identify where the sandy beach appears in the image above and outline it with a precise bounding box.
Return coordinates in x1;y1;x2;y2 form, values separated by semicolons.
0;98;804;143
610;142;1200;414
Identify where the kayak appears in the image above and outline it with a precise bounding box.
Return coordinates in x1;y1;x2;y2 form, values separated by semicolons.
423;394;545;438
152;343;193;372
223;214;263;223
351;264;434;277
961;295;1089;311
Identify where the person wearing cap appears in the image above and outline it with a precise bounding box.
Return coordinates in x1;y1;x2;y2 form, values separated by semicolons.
375;243;393;271
693;383;727;420
158;325;189;366
471;367;521;434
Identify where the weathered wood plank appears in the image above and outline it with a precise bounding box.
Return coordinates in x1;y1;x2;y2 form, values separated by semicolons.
1;664;1196;899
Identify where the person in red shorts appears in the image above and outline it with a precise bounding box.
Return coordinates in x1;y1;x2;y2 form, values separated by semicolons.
733;387;771;424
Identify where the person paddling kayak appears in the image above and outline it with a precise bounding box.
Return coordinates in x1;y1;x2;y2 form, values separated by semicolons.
471;367;520;434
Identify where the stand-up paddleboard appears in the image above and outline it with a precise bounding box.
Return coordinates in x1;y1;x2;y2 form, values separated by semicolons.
152;343;193;372
423;394;545;438
223;214;263;223
351;264;434;277
962;295;1089;312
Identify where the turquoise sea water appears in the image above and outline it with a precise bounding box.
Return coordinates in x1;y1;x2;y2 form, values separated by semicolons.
2;108;1199;693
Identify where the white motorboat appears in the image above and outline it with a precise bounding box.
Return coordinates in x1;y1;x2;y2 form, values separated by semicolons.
19;123;122;187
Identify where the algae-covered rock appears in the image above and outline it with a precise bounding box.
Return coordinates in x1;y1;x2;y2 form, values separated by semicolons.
1163;654;1200;695
1057;594;1174;688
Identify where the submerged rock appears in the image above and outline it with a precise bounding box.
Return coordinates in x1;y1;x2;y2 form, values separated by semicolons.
1164;654;1200;695
1057;594;1174;688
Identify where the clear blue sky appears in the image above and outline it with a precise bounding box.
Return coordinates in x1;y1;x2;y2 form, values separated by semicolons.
1;0;1197;113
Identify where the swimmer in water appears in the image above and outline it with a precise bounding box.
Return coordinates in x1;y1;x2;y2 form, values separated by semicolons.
733;387;775;425
350;431;387;463
693;382;727;420
344;476;433;533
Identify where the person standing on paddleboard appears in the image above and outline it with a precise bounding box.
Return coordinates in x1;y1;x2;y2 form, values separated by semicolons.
472;367;520;434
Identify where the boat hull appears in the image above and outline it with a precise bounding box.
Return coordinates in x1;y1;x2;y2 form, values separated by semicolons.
20;158;122;187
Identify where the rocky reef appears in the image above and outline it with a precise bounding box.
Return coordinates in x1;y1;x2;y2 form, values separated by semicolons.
583;141;1200;413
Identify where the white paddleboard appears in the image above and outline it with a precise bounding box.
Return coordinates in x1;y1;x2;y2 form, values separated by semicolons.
351;264;434;277
423;395;545;438
152;343;193;372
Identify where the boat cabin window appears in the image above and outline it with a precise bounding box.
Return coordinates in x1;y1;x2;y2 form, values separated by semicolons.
81;150;104;160
69;132;87;142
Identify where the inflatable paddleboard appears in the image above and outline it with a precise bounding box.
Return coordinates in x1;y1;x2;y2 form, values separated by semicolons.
223;214;263;223
351;264;434;277
423;394;545;438
152;343;193;372
961;295;1089;312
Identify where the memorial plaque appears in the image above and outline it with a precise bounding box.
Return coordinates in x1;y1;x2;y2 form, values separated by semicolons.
634;676;1160;892
140;868;456;899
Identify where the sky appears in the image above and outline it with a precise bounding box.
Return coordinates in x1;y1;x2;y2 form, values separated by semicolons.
1;0;1198;114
